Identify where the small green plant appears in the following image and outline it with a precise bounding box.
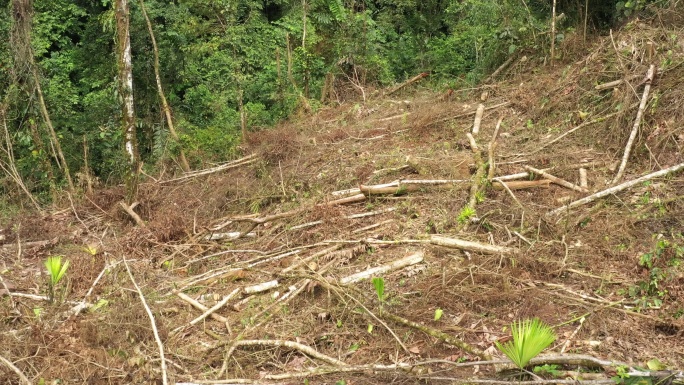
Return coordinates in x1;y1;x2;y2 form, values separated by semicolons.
534;364;562;378
611;364;630;384
457;206;476;225
45;255;70;303
475;191;485;204
434;308;444;321
625;237;684;310
372;277;386;302
495;318;557;369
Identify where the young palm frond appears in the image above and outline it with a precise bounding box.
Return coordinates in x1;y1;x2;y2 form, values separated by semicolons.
45;256;69;287
495;318;556;369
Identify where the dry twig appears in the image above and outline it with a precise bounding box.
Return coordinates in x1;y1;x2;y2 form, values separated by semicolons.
613;65;656;184
547;162;684;216
0;354;30;385
524;166;588;193
124;257;168;385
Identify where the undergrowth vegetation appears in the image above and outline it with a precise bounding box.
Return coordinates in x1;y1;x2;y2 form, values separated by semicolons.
0;0;670;204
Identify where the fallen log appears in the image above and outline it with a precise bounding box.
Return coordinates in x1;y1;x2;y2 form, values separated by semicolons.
386;72;429;95
547;162;684;216
340;252;424;285
359;179;549;196
430;235;514;254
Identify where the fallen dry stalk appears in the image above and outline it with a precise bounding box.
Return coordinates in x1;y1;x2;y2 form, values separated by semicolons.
535;107;635;153
426;101;510;127
176;292;230;324
339;252;424;284
220;193;367;240
524;165;588;193
380;311;490;359
464;133;487;230
0;354;30;385
472;103;485;134
547;162;684;216
189;288;240;326
487;118;503;181
178;353;682;383
430;235;514;254
162;153;257;184
119;201;146;227
359;179;549;196
237;339;347;366
492;178;525;210
386;72;429;95
281;244;342;273
124;257;168;385
612;65;656;184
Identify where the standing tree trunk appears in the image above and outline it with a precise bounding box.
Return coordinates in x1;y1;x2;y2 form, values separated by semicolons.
138;0;190;172
115;0;140;204
550;0;557;66
33;68;75;193
10;0;75;194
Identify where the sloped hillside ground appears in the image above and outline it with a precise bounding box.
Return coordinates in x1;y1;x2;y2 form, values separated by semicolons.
2;12;684;385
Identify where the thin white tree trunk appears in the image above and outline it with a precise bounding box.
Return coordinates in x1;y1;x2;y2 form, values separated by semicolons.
550;0;557;65
116;0;140;203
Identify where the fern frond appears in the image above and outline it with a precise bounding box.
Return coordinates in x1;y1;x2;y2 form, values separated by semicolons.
328;0;346;22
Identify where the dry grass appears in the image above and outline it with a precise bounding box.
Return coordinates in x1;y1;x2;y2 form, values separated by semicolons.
2;13;684;384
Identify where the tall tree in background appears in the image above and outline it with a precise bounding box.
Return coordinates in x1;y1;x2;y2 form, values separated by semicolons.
138;0;190;172
115;0;140;203
10;0;75;195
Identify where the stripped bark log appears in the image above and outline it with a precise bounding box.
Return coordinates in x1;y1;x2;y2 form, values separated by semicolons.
524;166;588;193
358;179;549;196
430;235;514;254
464;133;486;227
386;72;429;95
119;201;146;227
426;101;510;128
487;118;503;181
340;252;424;285
162;154;257;184
189;288;240;326
175;292;230;323
612;65;656;184
547;162;684;216
472;104;485;135
579;168;588;189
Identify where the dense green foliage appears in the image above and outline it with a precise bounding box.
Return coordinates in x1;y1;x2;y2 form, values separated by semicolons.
0;0;665;202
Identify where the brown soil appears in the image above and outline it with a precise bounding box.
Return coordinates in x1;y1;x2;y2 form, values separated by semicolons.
2;11;684;385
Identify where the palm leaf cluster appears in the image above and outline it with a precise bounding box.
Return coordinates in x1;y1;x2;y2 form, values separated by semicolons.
495;318;557;369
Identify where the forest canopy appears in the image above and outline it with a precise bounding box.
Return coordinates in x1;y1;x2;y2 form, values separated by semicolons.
0;0;663;203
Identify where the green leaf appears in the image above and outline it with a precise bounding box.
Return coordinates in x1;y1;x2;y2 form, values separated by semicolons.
646;358;665;370
434;308;443;321
91;298;109;312
372;277;385;302
45;256;70;286
495;318;557;369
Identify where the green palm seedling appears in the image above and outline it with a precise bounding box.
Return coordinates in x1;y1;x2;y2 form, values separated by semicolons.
495;318;556;369
45;255;70;302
